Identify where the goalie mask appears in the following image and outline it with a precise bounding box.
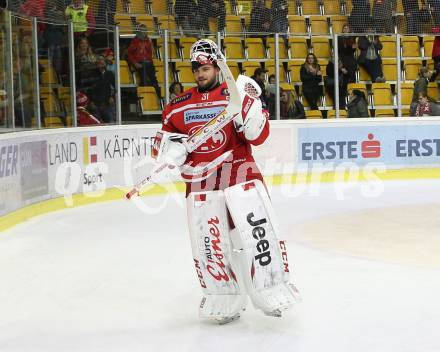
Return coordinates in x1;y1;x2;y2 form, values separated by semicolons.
190;39;222;71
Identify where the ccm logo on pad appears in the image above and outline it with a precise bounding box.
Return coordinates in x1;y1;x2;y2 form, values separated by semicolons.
247;212;272;266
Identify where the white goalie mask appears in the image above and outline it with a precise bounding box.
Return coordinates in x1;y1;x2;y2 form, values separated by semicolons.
190;39;224;68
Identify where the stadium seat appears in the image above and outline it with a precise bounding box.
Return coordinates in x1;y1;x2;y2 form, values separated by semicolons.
175;62;195;83
156;15;177;33
318;58;329;77
423;36;435;58
379;36;397;58
372;83;394;107
225;0;234;15
114;14;135;34
153;60;172;84
241;62;262;77
137;86;161;112
265;62;286;80
228;61;240;79
266;38;288;59
180;37;198;60
225;15;243;34
116;0;128;13
403;58;423;81
311;37;330;59
129;0;148;13
347;83;368;97
288;15;307;34
288;2;300;15
382;58;398;82
323;0;342;15
358;64;371;82
375;109;396;117
344;0;353;14
310;16;329;35
224;37;244;60
288;37;309;60
400;82;414;107
40;65;59;85
44;116;64;128
305;110;323;118
58;87;72;114
157;38;179;60
427;82;440;101
288;60;304;84
280;82;296;92
147;0;169;15
119;60;134;85
401;36;420;57
135;14;156;34
40;87;63;117
245;38;266;59
331;15;348;33
237;0;253;15
327;109;348;118
401;108;410;117
301;0;321;15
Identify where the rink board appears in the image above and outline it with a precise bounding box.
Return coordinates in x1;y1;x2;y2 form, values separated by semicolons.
1;117;440;229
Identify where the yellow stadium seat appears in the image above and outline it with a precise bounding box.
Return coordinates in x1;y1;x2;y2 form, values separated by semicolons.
114;14;135;34
358;64;371;82
288;37;309;60
116;0;128;13
327;109;348;118
345;0;353;13
347;83;368;97
396;0;404;13
147;0;169;15
372;83;394;107
404;58;423;81
288;60;304;84
379;36;397;58
427;82;440;101
237;0;253;15
180;37;198;60
152;60;172;84
130;0;148;13
401;108;410;117
266;38;287;59
302;0;321;15
157;38;179;60
225;15;243;34
288;2;299;15
40;65;59;85
156;15;177;33
228;61;240;79
375;109;396;117
224;37;244;60
225;0;234;15
44;116;64;128
305;110;323;118
245;38;266;59
382;58;398;82
280;82;296;92
58;87;72;113
311;37;330;59
401;36;420;57
138;86;161;112
323;0;342;14
288;15;307;34
175;62;196;84
40;87;63;117
241;62;262;77
310;16;329;35
423;36;435;58
318;58;329;77
119;60;134;85
135;14;156;33
265;62;286;80
331;15;348;33
400;82;414;107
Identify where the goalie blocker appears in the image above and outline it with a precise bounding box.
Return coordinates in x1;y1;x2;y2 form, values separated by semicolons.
187;180;300;322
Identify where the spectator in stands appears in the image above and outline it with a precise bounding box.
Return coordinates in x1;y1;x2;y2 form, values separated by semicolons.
199;0;226;32
410;67;434;114
75;36;98;91
372;0;394;33
403;0;430;33
175;0;201;34
358;26;384;82
429;0;440;26
127;25;161;98
279;88;305;119
76;91;102;126
347;89;369;117
65;0;95;37
102;48;115;73
431;26;440;80
414;92;440;116
271;0;289;33
89;55;115;123
349;0;371;33
338;24;357;83
326;58;350;109
19;0;46;18
169;82;184;100
251;67;269;108
300;53;322;110
249;0;272;36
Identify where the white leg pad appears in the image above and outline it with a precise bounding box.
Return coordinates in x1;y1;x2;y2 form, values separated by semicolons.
224;180;300;316
187;191;247;322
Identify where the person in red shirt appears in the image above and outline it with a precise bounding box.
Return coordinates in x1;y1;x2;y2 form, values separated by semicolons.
152;39;298;324
127;25;160;98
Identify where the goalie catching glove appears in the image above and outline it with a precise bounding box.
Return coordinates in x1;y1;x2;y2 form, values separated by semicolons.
234;75;267;141
152;131;188;167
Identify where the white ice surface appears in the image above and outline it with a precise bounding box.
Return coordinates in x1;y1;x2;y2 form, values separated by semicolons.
1;180;440;352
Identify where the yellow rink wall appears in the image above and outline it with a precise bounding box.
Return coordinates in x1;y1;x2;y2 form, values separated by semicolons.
1;118;440;231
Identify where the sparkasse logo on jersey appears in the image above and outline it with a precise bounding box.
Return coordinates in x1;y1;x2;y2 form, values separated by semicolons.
184;106;224;124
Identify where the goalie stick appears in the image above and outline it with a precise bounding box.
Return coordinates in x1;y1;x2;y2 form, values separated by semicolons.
125;46;241;200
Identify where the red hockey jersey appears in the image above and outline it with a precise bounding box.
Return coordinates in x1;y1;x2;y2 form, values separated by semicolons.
161;82;269;194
